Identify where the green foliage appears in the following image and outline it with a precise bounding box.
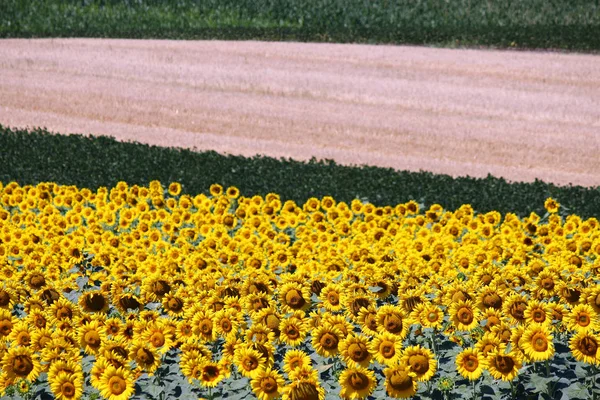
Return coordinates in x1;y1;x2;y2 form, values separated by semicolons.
1;125;599;218
1;0;600;51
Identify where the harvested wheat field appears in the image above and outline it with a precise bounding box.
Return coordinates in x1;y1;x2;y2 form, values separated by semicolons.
0;38;599;186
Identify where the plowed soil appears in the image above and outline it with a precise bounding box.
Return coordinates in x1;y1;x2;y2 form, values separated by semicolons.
1;39;599;186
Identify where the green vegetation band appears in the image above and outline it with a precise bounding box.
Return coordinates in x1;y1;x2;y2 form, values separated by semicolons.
1;0;600;51
1;125;599;218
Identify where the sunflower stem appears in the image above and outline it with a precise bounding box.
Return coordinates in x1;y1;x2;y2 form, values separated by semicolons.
430;328;438;356
510;380;517;399
545;360;550;378
472;379;477;400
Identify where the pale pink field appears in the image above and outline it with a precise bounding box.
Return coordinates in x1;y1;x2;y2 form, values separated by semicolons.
1;39;599;186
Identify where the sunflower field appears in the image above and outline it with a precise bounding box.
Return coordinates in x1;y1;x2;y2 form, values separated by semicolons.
0;180;599;400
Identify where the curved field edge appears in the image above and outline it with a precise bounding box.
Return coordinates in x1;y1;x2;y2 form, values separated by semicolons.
1;0;600;52
1;125;599;218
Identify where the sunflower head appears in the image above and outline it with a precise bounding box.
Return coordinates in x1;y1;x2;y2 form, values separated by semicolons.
234;346;266;379
370;332;402;366
450;300;480;331
570;331;600;365
456;348;486;381
2;346;41;382
283;349;312;375
401;345;437;382
98;365;135;400
339;367;377;400
251;367;285;400
282;379;325;400
339;334;372;368
486;350;522;381
384;363;418;399
49;370;84;400
311;324;342;358
520;324;555;362
197;361;226;388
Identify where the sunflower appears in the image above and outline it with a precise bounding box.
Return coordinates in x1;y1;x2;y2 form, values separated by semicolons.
161;292;186;318
176;319;195;344
311;324;343;358
370;332;402;366
245;292;275;316
2;346;41;383
31;327;54;352
449;300;480;331
399;287;426;314
401;345;437;382
226;186;240;199
323;313;354;339
279;318;308;347
502;293;529;325
570;331;600;365
234;346;267;379
8;320;32;347
534;270;558;299
253;307;281;336
142;320;175;354
179;353;204;384
98;365;135;400
282;379;326;400
251;342;276;368
197;360;227;388
357;306;379;336
288;364;319;382
319;283;345;312
519;323;554;362
113;293;142;315
251;367;285;400
376;305;409;339
222;334;242;362
455;348;486;380
102;317;124;337
339;366;377;400
480;307;503;332
48;297;77;325
129;340;161;375
78;291;109;314
214;308;242;338
339;334;372;368
410;303;444;329
48;359;83;380
168;182;182;197
486;350;522;381
384;363;418;399
41;336;82;365
78;320;106;355
282;349;312;375
142;276;172;303
544;198;560;213
490;322;514;344
584;286;600;314
0;286;15;310
27;309;48;330
565;304;598;332
524;300;551;326
209;184;223;197
279;282;311;314
345;294;374;321
245;323;276;345
49;371;84;400
15;378;31;396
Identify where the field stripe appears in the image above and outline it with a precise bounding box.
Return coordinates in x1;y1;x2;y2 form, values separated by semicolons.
1;39;599;186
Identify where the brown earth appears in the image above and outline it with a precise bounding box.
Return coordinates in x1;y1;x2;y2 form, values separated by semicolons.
0;38;599;187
